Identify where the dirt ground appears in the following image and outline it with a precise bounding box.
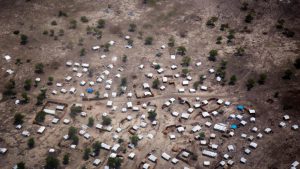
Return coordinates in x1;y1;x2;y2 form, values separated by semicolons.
0;0;300;169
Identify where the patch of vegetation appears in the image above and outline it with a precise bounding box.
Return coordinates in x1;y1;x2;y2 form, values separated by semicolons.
208;50;218;61
227;29;235;43
182;69;190;77
20;34;28;45
257;73;267;85
13;30;20;35
80;48;86;56
102;116;112;126
14;113;24;125
35;111;46;123
70;105;82;118
22;92;30;103
63;153;69;165
276;19;285;30
229;75;237;85
130;134;139;146
177;46;187;56
152;78;160;89
51;20;57;26
24;79;32;91
148;110;157;121
220;23;229;31
83;147;91;160
122;55;127;63
58;10;68;17
246;78;255;91
3;79;16;96
80;16;89;23
206;16;218;28
35;63;44;74
97;19;105;29
17;162;26;169
282;69;293;80
240;2;249;11
92;141;101;156
235;47;245;56
108;157;122;169
36;89;46;105
47;77;54;86
69;20;77;29
168;36;175;47
45;155;60;169
199;132;205;140
245;13;254;23
128;23;136;32
144;36;153;45
27;138;35;149
216;36;222;44
282;28;295;38
181;56;191;66
87;117;94;127
294;58;300;69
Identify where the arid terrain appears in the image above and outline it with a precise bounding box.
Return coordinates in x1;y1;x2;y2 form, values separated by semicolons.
0;0;300;169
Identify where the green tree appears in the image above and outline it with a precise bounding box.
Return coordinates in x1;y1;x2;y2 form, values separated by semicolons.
257;73;267;85
206;16;218;28
97;19;105;28
152;78;160;89
35;111;46;123
108;157;122;168
24;79;32;91
229;75;237;85
58;10;68;17
294;58;300;69
70;105;82;117
17;162;26;169
102;116;112;126
235;47;245;56
83;147;91;160
245;13;254;23
72;135;79;145
68;126;77;138
88;117;94;127
69;20;77;29
246;78;255;91
130;134;139;146
92;141;101;156
63;153;69;165
193;81;200;89
168;36;175;47
121;77;127;86
35;63;44;74
45;155;59;169
148;110;157;121
80;16;89;23
181;56;191;66
22;92;30;103
47;77;54;85
20;34;28;45
144;36;153;45
36;90;46;105
80;48;86;56
27;138;35;149
182;69;189;77
282;69;293;80
128;23;137;32
216;36;222;44
177;46;187;56
103;43;110;52
199;132;205;140
208;50;218;61
14;113;24;125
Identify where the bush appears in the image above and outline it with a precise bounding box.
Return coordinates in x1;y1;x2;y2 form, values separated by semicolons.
276;19;285;29
130;134;139;146
240;2;248;11
68;126;77;138
17;162;26;169
220;23;229;31
177;46;187;56
51;20;57;26
87;117;94;127
235;47;245;56
20;34;28;45
69;20;77;29
80;48;86;56
22;92;30;103
80;16;89;23
246;79;255;91
257;73;267;85
63;154;69;165
245;13;253;23
121;77;127;86
58;10;68;17
93;141;101;156
294;58;300;69
24;79;32;91
70;105;82;117
35;111;46;123
182;69;189;77
108;157;122;168
27;138;35;148
36;90;46;105
181;56;191;66
208;50;218;61
229;75;237;85
97;19;105;28
102;116;112;126
199;132;205;140
128;23;137;32
282;28;295;38
103;43;110;52
58;29;64;36
148;110;157;121
144;36;153;45
168;36;175;47
216;36;222;44
152;78;160;89
3;79;16;96
206;16;218;28
13;30;20;35
14;113;24;125
282;69;293;80
35;63;44;74
83;147;91;160
45;155;59;169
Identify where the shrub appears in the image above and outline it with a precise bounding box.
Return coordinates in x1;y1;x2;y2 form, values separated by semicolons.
182;69;189;77
168;36;175;47
93;141;101;156
246;79;255;91
148;110;157;121
152;78;160;89
24;79;32;91
80;48;86;56
14;113;24;125
103;43;110;52
235;47;245;56
102;116;112;125
206;16;218;28
17;162;26;169
13;30;20;35
282;28;295;38
69;20;77;29
121;77;127;86
177;46;187;56
35;111;46;123
128;23;136;32
80;16;89;23
83;148;91;160
35;63;44;74
108;157;122;168
36;90;46;105
144;36;153;45
257;73;267;85
240;2;248;11
3;79;16;96
216;36;222;44
276;19;285;29
22;92;30;103
229;75;237;85
87;117;94;127
51;20;57;26
58;10;67;17
181;56;191;66
20;34;28;45
45;155;59;169
68;126;77;138
122;55;127;63
208;50;218;61
130;135;139;146
58;29;64;36
70;106;82;117
245;13;254;23
63;154;69;165
97;19;105;28
220;23;229;31
27;138;35;148
199;132;205;140
294;58;300;69
282;69;293;80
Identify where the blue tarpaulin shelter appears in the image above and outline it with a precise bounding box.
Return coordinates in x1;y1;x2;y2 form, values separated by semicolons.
231;124;237;129
86;88;94;93
236;105;244;111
